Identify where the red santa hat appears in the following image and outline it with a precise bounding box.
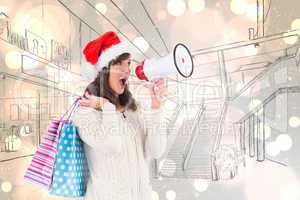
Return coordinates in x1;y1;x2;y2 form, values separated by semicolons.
83;31;132;71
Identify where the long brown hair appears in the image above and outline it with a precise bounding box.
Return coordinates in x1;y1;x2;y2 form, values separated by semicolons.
84;53;138;112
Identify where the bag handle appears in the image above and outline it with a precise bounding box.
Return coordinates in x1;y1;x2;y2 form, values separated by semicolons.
55;97;80;141
60;97;80;121
67;99;80;121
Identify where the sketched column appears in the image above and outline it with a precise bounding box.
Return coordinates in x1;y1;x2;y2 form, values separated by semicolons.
240;121;246;156
248;0;268;39
249;115;255;157
257;106;265;161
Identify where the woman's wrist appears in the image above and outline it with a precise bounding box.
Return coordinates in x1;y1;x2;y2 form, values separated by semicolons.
94;99;103;111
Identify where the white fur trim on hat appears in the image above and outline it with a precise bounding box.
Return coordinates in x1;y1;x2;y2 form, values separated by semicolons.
95;41;133;71
81;62;98;81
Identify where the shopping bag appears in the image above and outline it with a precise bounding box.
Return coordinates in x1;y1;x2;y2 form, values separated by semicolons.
49;122;89;197
24;98;80;190
24;119;61;189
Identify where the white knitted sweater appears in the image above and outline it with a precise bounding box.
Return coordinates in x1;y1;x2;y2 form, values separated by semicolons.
72;102;167;200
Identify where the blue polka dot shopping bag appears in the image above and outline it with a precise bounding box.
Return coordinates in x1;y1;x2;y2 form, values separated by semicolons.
49;121;89;197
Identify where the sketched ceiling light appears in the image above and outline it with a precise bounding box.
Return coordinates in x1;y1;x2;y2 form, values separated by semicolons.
96;2;107;15
133;37;149;53
167;0;186;17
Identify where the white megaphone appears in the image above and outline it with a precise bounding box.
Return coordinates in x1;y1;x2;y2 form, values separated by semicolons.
135;43;194;81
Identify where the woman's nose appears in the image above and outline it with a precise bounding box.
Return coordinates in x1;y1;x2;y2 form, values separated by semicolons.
124;67;131;75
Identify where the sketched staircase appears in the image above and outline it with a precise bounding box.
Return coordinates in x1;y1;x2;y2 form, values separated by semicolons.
159;99;224;179
159;119;195;178
183;99;223;179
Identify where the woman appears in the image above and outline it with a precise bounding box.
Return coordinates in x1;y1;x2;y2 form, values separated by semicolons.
72;32;167;200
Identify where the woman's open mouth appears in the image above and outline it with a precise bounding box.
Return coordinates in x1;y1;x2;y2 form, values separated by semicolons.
120;77;128;87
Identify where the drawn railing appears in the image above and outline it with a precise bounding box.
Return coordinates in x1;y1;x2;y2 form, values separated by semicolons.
236;86;300;165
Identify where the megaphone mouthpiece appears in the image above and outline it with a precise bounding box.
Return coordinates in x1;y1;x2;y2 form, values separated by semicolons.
135;61;148;81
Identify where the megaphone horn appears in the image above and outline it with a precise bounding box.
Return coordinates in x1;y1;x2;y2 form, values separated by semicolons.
135;43;194;81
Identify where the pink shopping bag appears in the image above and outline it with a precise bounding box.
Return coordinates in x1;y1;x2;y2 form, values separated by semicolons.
24;98;79;190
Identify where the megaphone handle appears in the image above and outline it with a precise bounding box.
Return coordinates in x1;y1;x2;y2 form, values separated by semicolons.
141;79;167;102
153;84;167;102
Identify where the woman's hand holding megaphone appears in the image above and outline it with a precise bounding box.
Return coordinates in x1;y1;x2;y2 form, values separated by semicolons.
148;78;167;109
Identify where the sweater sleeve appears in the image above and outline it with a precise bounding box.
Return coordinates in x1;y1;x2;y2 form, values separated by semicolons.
72;102;122;155
137;105;167;159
